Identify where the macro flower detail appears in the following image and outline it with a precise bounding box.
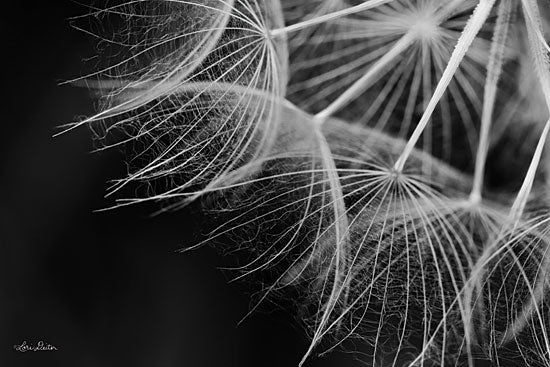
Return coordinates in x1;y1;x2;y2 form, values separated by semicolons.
74;0;550;366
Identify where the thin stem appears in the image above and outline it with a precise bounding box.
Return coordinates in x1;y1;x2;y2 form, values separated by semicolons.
469;0;513;204
270;0;393;38
300;124;350;367
393;0;496;173
314;32;416;124
509;119;550;223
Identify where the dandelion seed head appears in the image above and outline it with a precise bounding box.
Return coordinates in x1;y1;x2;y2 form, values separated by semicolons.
73;0;550;365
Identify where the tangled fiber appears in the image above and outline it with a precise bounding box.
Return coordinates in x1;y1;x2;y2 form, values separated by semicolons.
71;0;550;365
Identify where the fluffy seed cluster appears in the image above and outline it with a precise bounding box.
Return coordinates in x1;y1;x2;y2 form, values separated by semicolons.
73;0;550;366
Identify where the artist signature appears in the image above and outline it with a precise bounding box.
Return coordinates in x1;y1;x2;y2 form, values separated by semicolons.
13;341;58;352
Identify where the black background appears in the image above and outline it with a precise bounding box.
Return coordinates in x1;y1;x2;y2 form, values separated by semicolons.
1;2;353;366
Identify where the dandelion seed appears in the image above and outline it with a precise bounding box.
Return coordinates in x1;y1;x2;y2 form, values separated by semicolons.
72;0;290;206
283;0;500;167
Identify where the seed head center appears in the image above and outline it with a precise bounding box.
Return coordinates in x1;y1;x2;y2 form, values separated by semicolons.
408;14;440;41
